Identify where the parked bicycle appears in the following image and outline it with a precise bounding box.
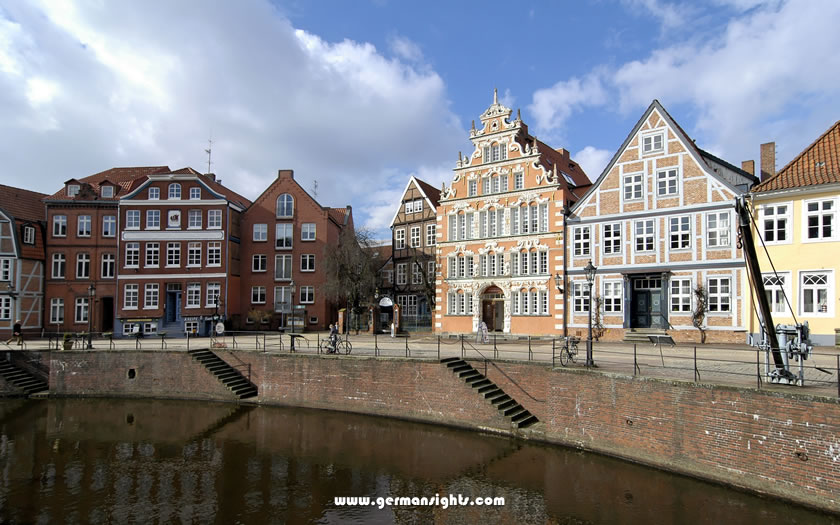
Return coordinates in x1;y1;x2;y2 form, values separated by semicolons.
320;336;352;355
558;336;579;366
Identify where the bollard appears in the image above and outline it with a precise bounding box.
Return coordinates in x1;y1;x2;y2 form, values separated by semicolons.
528;336;532;361
552;338;555;368
758;349;762;389
374;332;378;356
460;334;464;358
405;337;409;357
437;335;440;361
494;333;498;359
633;343;637;375
695;346;699;382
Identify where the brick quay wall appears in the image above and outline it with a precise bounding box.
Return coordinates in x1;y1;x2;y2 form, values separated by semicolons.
2;350;838;513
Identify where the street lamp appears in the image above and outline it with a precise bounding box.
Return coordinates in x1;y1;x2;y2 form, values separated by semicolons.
553;273;564;294
87;283;96;349
289;280;296;334
583;260;597;367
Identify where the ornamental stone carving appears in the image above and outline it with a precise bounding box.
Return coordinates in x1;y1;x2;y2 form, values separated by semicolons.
478;242;506;255
514;238;550;251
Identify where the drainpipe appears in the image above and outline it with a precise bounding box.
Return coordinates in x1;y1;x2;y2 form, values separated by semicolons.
562;201;570;338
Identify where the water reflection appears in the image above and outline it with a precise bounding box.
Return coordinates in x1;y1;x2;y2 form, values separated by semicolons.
0;398;833;524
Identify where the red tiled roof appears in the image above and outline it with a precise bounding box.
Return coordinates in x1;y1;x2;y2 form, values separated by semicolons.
415;178;441;207
329;207;349;225
44;166;171;201
197;173;252;209
753;120;840;192
0;184;48;222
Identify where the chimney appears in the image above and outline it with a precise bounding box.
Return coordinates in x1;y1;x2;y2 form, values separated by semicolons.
278;169;294;180
205;173;216;182
741;160;755;176
760;142;776;182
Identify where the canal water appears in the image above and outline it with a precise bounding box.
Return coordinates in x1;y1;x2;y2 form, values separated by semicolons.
0;398;834;524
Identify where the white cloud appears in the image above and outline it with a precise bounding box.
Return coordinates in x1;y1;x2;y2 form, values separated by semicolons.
528;71;607;134
499;88;515;109
359;162;451;232
573;146;613;181
621;0;691;31
388;35;423;63
0;1;464;238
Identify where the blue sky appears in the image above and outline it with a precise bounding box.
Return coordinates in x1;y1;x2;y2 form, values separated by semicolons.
1;0;839;239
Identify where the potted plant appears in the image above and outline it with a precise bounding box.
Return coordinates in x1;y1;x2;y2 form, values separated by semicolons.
62;333;73;350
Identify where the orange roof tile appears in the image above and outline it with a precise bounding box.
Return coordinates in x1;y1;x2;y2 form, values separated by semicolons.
0;184;48;222
753;120;840;192
45;166;171;201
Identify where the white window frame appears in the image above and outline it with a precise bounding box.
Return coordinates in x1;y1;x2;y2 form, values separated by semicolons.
187;242;201;267
206;283;221;308
125;210;140;230
274;254;292;280
803;197;837;242
602;223;622;256
75;297;89;323
166;242;181;267
67;184;80;197
799;271;832;316
124;243;139;268
168;183;181;199
251;286;266;304
573;282;590;313
634;219;655;253
124;284;139;309
102;215;116;237
514;172;524;190
253;223;267;242
706;211;731;248
23;225;35;244
189;187;201;200
426;224;436;246
623;173;644;201
410;226;421;248
144;283;159;309
395;229;405;250
656;168;679;197
252;254;267;272
146;210;160;230
50;298;64;324
276;194;294;218
300;286;315;304
396;263;407;285
762;272;791;315
148;187;160;200
468;180;477;197
207;242;221;267
77;215;91;237
101;185;114;198
186;283;201;308
706;277;731;313
52;253;66;279
301;254;315;272
573;226;591;257
0;259;10;281
301;223;316;241
404;200;414;214
52;215;67;237
101;253;115;279
760;202;791;245
207;209;222;229
188;210;202;229
603;281;623;313
275;223;293;249
76;253;90;279
642;132;664;154
145;242;160;268
669;216;691;251
670;278;692;313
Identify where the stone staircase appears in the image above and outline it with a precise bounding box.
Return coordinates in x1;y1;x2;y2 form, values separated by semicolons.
623;328;669;344
188;349;258;399
0;358;49;396
441;357;539;429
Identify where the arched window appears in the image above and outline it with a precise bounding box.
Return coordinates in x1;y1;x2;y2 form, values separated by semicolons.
512;287;547;316
447;211;474;241
478;206;504;238
276;194;294;218
511;203;548;234
168;183;181;199
511;250;548;277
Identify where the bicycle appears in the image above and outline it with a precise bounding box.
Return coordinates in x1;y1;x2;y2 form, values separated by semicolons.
320;336;352;355
558;336;579;367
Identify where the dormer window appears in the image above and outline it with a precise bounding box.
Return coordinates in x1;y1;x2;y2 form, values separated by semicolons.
168;183;181;199
101;185;114;198
67;184;80;197
22;225;35;245
149;187;160;200
642;133;664;154
190;187;201;199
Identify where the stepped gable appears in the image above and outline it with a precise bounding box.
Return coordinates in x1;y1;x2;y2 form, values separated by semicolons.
753;119;840;192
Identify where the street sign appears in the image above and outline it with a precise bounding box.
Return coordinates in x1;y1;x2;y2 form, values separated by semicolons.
215;322;225;335
294;305;306;309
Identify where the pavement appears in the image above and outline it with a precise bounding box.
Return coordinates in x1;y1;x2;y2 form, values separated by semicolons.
6;330;840;398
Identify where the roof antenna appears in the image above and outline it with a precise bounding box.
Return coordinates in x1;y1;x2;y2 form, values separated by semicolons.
312;179;319;199
204;138;213;175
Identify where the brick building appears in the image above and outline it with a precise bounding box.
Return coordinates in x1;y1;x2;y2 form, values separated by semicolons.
240;169;353;331
568;100;757;343
389;176;439;330
114;168;251;337
44;167;171;336
436;90;591;335
0;185;47;338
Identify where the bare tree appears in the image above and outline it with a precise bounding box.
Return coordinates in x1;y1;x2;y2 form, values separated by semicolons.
692;284;707;344
323;227;379;332
592;295;606;341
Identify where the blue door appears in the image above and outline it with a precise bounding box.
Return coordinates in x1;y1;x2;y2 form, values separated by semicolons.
175;292;182;323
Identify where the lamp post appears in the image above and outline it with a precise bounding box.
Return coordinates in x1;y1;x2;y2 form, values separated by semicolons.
289;280;296;334
583;260;597;367
553;273;564;294
87;283;95;349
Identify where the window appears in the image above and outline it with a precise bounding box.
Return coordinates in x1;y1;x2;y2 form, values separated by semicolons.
186;283;201;308
707;212;730;248
428;260;435;281
642;133;664;153
396;295;418;317
384;269;393;284
126;210;140;230
573;282;590;313
0;259;9;281
101;253;115;279
67;184;80;197
670;278;691;313
76;253;90;279
187;242;201;267
801;272;830;315
251;286;266;304
480;208;502;238
207;242;221;266
52;253;66;278
603;281;622;313
77;215;91;237
253;255;267;272
124;284;139;309
145;242;160;267
0;296;9;320
396;263;407;285
426;224;436;246
166;242;180;267
404;201;414;214
634;219;655;252
707;277;731;312
206;283;221;307
275;255;292;280
669;216;691;250
514;172;524;190
274;286;294;312
763;274;788;314
512;289;547;316
53;215;67;237
511;204;547;235
300;286;314;304
144;283;159;309
468;180;477;196
124;243;139;268
410;226;421;248
188;210;201;229
301;223;316;241
414;199;424;213
395;229;405;249
276;194;294;218
253;224;267;241
23;225;35;244
573;226;590;257
101;185;114;198
446;291;473;315
50;298;63;324
805;199;835;240
168;183;181;199
761;204;790;243
623;174;643;201
603;223;622;255
75;298;89;323
412;262;424;284
208;209;222;229
184;320;199;334
142;210;159;230
148;187;160;200
301;254;315;272
482;177;490;195
102;215;116;237
275;224;293;249
656;168;678;197
122;323;138;336
190;187;201;199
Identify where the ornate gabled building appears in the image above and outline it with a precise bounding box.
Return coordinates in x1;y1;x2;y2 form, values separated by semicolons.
568;100;757;343
0;184;47;338
436;90;591;335
389;176;440;329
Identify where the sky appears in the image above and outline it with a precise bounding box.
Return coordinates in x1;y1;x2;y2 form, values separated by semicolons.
1;0;839;239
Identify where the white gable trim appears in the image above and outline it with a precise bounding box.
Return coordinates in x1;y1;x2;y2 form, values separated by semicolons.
388;176;438;228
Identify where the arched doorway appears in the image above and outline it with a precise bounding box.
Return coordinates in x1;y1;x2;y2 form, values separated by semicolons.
481;285;505;332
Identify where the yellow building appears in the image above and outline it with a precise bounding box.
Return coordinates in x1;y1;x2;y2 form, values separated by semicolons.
749;121;840;346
